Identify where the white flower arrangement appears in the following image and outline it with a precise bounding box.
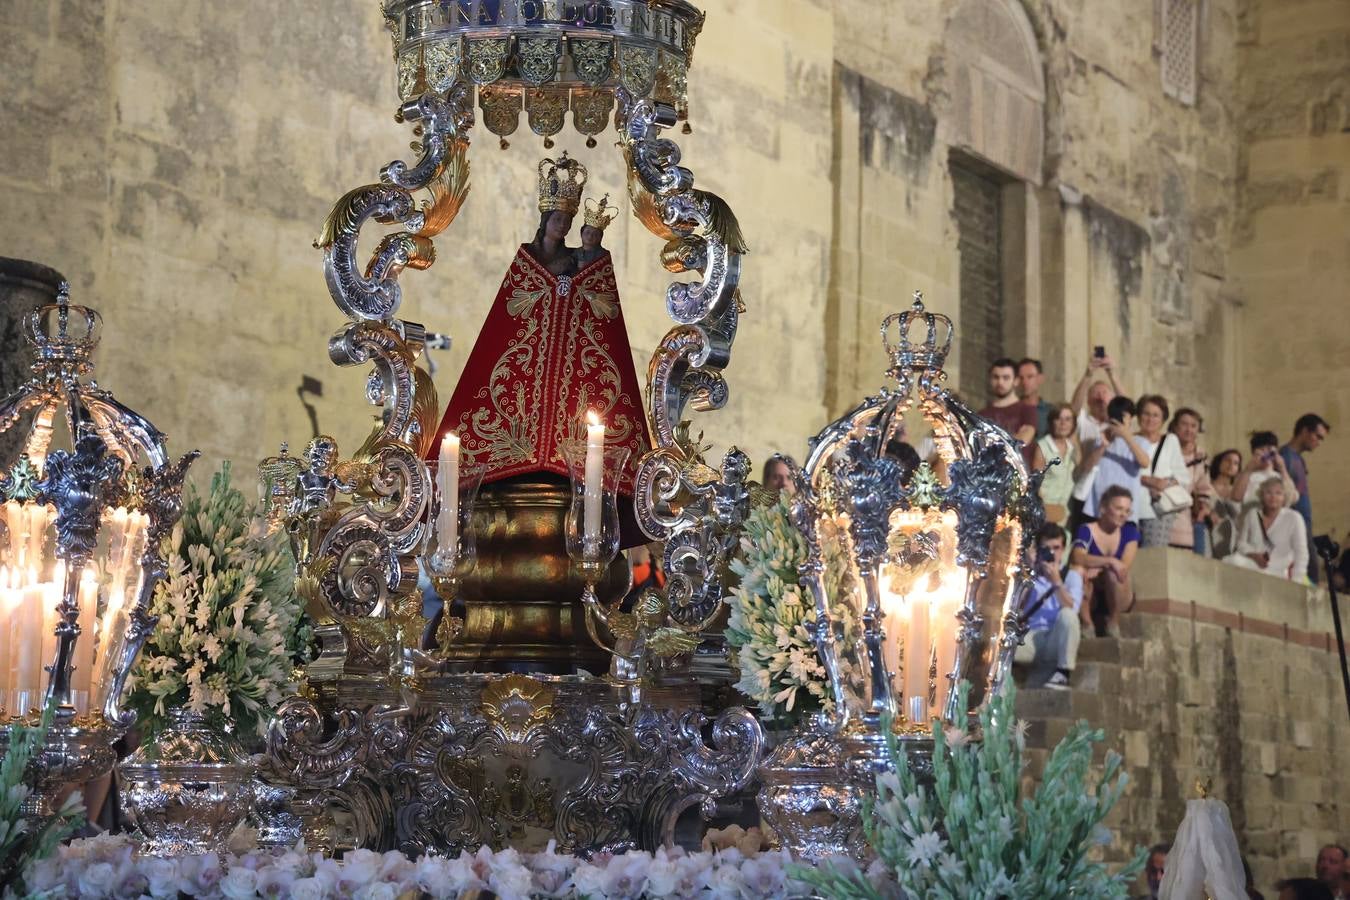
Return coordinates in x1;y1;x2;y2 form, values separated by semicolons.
725;496;856;722
126;464;311;738
24;832;814;899
798;682;1147;899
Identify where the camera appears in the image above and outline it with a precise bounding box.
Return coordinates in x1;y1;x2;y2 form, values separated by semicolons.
1093;345;1106;359
1313;534;1340;562
1037;545;1056;564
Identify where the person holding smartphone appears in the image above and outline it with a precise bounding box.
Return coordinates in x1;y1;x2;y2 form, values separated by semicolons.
1015;523;1083;689
1231;431;1298;514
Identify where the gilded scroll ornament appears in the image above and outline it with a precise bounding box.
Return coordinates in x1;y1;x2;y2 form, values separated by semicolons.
467;37;511;84
423;38;462;93
480;86;522;138
516;36;562;85
525;89;568;138
397;48;422;101
618;45;659;96
569;38;614;85
571;90;615;141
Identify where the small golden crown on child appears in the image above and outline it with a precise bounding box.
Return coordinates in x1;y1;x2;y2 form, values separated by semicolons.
583;194;620;231
537;152;588;215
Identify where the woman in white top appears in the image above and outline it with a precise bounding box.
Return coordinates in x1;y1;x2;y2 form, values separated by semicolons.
1032;403;1080;529
1231;430;1298;513
1224;478;1308;581
1133;395;1189;548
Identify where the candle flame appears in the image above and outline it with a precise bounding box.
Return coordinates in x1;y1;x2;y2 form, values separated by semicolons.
586;409;601;427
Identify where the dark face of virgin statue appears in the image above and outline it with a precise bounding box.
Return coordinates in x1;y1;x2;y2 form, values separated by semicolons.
544;210;573;245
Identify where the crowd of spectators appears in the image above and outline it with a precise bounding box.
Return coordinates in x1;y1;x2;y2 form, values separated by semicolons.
969;354;1333;645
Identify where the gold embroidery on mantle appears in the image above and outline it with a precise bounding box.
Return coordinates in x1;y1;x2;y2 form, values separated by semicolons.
449;248;648;490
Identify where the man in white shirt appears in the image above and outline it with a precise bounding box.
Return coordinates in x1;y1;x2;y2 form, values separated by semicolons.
1015;523;1083;690
1069;354;1123;530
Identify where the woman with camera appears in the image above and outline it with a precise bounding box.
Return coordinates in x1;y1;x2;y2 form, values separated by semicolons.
1231;430;1298;514
1224;477;1308;581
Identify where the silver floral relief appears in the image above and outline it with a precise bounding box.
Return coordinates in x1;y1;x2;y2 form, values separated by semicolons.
267;679;762;858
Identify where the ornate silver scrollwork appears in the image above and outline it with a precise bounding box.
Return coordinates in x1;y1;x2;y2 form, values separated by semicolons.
618;96;750;634
100;451;198;730
266;677;762;858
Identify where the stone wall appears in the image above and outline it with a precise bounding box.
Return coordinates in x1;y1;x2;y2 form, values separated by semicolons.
1;1;1342;502
1233;0;1350;542
1018;548;1350;894
0;0;835;477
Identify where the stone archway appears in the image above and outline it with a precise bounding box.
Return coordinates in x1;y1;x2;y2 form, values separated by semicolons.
944;0;1045;184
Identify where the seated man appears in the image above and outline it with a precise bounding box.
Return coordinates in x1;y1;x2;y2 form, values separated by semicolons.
1014;522;1084;690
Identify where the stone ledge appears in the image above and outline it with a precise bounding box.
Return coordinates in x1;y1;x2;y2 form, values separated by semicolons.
1130;547;1345;653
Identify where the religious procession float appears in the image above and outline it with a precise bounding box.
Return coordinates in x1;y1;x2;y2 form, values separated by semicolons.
0;2;1241;898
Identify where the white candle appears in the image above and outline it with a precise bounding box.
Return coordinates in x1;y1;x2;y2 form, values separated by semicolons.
0;568;17;711
437;433;461;552
902;592;931;719
12;573;44;713
583;412;605;545
71;568;99;714
878;576;906;688
930;577;964;716
26;504;50;575
92;586;127;710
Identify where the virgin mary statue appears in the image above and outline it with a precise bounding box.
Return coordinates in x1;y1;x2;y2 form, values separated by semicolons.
432;154;651;537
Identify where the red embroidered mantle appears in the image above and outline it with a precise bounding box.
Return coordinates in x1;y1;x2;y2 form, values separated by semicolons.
433;245;652;495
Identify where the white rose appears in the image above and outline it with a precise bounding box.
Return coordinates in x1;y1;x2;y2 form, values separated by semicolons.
488;861;535;900
602;853;651;898
143;856;184;898
353;882;399;900
287;876;329;900
707;861;746;897
77;861;118;897
220;866;259;899
643;854;680;897
568;862;608;898
334;855;381;894
739;856;786;897
255;866;297;898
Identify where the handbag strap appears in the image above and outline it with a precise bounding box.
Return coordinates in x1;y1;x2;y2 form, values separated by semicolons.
1150;435;1168;475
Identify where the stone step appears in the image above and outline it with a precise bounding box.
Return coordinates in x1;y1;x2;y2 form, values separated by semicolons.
1076;635;1144;667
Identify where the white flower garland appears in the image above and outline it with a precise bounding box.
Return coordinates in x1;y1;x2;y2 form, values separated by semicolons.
725;496;856;722
23;832;823;900
126;464;310;738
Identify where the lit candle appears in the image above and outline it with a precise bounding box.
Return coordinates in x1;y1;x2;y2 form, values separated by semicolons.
902;591;931;720
930;576;964;716
11;572;45;713
878;573;907;688
92;586;126;710
0;568;18;712
71;568;99;714
584;412;605;546
437;433;461;553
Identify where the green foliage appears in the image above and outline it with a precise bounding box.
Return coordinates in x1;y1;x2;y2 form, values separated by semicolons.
126;462;311;739
0;705;85;899
797;682;1146;899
